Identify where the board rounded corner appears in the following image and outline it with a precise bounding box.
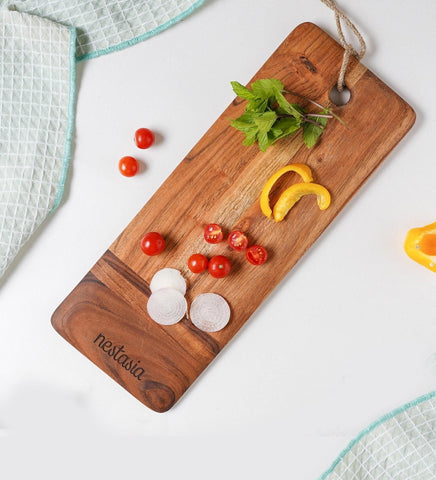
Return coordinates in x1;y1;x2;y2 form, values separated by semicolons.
51;304;64;335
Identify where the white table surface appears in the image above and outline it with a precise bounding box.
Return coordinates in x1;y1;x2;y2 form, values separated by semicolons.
1;1;435;478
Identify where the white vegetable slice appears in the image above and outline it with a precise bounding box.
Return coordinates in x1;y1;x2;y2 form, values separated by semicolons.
150;268;186;295
147;288;187;325
189;293;231;333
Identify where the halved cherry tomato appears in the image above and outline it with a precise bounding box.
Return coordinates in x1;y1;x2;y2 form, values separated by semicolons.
204;223;223;244
140;232;165;256
208;255;231;278
134;128;155;149
228;230;248;251
246;245;267;265
188;254;208;273
119;156;138;177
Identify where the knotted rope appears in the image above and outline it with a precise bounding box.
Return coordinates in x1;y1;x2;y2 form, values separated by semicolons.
320;0;366;91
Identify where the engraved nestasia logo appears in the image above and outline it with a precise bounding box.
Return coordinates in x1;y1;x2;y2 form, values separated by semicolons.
93;333;145;381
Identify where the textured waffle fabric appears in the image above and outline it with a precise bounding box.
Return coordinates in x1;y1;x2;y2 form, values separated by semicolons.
0;1;203;279
0;10;75;278
320;393;436;480
6;0;204;60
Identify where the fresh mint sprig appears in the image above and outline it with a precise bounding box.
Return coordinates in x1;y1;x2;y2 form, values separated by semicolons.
230;79;339;151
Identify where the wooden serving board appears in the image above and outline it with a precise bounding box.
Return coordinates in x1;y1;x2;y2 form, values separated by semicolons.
52;23;415;412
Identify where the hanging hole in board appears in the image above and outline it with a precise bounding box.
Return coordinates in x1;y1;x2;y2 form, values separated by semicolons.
330;85;351;106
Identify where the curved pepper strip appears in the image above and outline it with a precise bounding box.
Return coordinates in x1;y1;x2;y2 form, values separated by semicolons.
260;164;313;218
273;183;331;221
404;221;436;273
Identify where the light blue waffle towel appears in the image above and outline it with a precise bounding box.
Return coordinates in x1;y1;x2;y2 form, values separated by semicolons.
320;392;436;480
0;0;204;279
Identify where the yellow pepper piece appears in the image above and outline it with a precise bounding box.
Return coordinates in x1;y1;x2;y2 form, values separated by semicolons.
260;164;313;218
273;183;331;222
404;221;436;273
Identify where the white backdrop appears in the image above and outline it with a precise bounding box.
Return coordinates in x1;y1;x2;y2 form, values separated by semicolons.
1;1;435;478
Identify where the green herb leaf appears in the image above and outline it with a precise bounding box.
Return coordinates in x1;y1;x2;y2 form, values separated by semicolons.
269;127;284;139
303;113;328;148
242;128;258;146
291;103;305;116
257;131;271;152
272;86;303;119
230;112;259;132
231;81;256;100
254;111;277;133
247;98;268;113
251;79;284;101
274;117;301;139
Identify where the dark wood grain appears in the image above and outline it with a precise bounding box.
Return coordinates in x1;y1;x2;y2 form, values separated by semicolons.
52;23;415;412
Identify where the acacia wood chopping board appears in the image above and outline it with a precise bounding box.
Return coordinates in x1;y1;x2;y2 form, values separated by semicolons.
52;23;415;412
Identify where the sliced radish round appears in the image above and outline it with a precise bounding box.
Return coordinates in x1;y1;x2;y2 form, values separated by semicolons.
150;268;186;295
147;288;187;325
189;293;230;333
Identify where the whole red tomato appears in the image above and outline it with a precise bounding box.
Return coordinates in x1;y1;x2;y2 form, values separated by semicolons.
188;254;208;273
119;156;138;177
208;255;231;278
140;232;165;256
246;245;267;265
134;128;155;149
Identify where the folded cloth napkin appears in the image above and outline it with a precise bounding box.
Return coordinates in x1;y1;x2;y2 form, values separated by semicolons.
0;10;76;279
0;1;204;280
6;0;205;60
319;392;436;480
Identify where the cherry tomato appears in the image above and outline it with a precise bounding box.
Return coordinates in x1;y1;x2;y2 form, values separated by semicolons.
188;254;208;273
204;223;223;244
140;232;165;256
228;230;248;251
246;245;268;265
208;255;231;278
119;156;139;177
134;128;155;149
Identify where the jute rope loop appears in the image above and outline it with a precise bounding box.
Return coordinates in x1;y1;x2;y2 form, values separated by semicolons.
320;0;366;91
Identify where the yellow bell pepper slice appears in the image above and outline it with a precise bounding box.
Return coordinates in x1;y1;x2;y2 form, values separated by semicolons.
273;183;331;222
260;164;313;218
404;221;436;273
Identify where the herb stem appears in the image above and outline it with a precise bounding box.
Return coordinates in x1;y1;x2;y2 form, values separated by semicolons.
303;117;325;128
283;90;326;110
283;90;347;127
277;112;328;127
306;113;333;119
